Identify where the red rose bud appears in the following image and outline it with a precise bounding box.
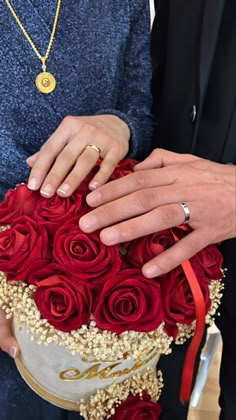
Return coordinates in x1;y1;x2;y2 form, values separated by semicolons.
53;218;122;286
33;272;92;332
0;216;50;282
109;392;161;420
0;184;40;224
159;266;211;338
94;269;164;334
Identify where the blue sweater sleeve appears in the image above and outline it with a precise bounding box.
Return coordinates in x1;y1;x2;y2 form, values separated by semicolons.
96;0;153;160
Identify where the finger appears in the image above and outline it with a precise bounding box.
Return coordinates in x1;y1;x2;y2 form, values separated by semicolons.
85;168;176;208
0;312;20;358
134;148;200;171
98;203;190;245
80;183;195;233
89;152;120;190
81;186;161;232
56;147;100;197
142;229;208;278
39;141;86;197
27;121;72;191
26;152;40;167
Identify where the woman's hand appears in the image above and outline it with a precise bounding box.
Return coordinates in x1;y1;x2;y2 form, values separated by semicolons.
27;114;130;197
0;309;20;358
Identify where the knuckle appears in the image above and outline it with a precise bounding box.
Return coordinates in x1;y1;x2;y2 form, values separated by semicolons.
39;141;55;155
95;207;112;225
151;148;168;161
62;115;75;127
105;142;118;153
64;171;80;186
159;206;178;226
60;116;78;135
65;166;88;186
101;158;117;171
57;147;77;164
133;172;149;189
114;139;128;151
81;123;97;137
120;223;138;241
151;148;161;156
186;237;202;256
44;171;62;185
132;189;154;212
98;167;112;177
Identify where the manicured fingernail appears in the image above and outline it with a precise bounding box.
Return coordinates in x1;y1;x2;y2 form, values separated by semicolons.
79;214;98;231
86;191;102;206
27;177;38;190
9;346;17;358
143;265;160;278
57;184;70;195
40;184;53;197
100;228;119;245
89;181;98;190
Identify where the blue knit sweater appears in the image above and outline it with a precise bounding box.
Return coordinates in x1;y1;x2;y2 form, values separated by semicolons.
0;0;153;199
0;2;152;418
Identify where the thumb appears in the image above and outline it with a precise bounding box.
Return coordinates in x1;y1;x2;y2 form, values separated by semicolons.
134;148;199;171
0;311;20;358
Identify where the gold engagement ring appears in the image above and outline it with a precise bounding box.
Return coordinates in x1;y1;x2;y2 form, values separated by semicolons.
85;144;102;157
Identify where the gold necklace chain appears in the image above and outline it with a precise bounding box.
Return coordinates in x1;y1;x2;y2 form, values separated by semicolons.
5;0;62;94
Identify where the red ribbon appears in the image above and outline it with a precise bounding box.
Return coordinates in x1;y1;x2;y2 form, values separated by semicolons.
179;259;206;403
172;230;206;404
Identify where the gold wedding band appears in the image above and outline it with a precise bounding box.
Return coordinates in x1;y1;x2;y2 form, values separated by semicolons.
85;144;102;156
179;202;190;224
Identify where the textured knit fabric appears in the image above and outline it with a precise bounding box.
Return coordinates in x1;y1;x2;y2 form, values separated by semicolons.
0;0;153;199
0;1;153;419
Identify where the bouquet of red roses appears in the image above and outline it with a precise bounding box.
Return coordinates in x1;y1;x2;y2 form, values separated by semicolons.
0;159;223;419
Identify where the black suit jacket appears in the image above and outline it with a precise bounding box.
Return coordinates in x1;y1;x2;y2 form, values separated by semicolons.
151;0;236;322
152;0;236;163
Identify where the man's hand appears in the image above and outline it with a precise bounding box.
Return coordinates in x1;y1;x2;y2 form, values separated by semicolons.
27;114;130;197
79;149;236;277
0;309;20;358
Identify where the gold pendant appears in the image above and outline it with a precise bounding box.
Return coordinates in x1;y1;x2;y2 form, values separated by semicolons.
35;71;56;94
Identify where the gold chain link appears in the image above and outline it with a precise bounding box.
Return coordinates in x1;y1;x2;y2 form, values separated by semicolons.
5;0;62;71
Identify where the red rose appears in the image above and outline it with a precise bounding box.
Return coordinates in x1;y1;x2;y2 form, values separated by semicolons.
109;392;161;420
110;159;138;180
53;218;121;285
33;268;92;332
191;244;223;280
28;263;64;285
172;225;192;239
0;216;50;282
127;230;175;268
33;193;88;235
159;266;211;338
0;184;40;224
94;269;164;334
